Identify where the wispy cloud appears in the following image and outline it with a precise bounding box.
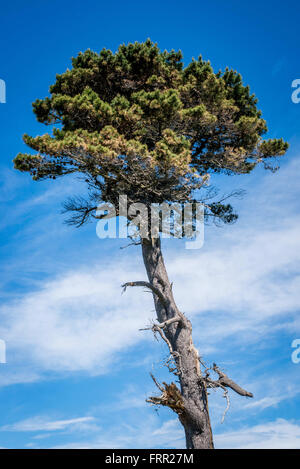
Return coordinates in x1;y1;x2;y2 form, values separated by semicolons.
1;158;300;386
0;154;300;448
51;417;185;449
215;419;300;449
0;259;152;380
1;416;96;433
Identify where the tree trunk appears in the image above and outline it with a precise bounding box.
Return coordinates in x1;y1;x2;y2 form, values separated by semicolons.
141;237;214;449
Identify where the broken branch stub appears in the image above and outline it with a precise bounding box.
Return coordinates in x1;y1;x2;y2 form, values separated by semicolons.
147;373;185;415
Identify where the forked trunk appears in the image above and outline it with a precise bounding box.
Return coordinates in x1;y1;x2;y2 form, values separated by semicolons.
141;237;214;449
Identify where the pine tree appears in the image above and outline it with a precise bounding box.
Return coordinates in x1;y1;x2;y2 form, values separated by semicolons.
14;40;288;449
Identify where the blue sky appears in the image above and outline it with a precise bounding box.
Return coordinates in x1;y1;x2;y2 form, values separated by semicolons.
0;0;300;449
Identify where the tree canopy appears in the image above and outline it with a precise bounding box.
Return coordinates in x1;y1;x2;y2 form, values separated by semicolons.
14;39;288;227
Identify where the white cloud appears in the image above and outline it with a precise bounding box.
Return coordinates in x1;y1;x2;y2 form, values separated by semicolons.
165;158;300;347
17;413;300;449
0;156;300;389
167;218;300;346
1;416;96;433
2;217;300;381
215;419;300;449
245;396;288;410
51;417;185;449
0;258;153;379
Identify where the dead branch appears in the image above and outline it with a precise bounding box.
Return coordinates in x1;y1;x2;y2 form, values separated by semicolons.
201;371;231;424
153;323;174;352
221;388;230;424
202;361;251;423
149;372;164;392
120;240;142;249
140;319;183;376
140;317;181;332
212;363;253;398
146;373;184;415
121;281;168;306
163;354;178;374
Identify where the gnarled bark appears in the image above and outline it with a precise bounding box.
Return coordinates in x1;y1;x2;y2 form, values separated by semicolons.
141;237;214;449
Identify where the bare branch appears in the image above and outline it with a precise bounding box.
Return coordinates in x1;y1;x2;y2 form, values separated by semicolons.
221;388;230;424
212;363;253;398
121;281;168;306
149;372;165;393
153;324;174;352
141;317;181;332
140;320;182;376
120;240;142;249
